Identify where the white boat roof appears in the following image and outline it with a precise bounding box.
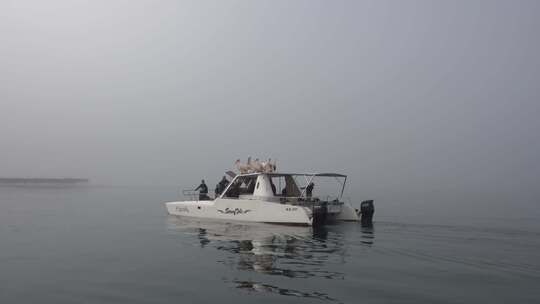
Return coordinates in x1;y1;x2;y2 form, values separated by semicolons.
236;172;347;178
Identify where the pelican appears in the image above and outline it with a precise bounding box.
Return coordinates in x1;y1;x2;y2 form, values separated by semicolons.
235;158;251;174
251;158;264;172
262;158;275;173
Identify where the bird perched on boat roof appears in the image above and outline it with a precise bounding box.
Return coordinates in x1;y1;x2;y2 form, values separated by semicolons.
262;158;276;173
236;157;277;173
235;157;252;174
251;158;264;172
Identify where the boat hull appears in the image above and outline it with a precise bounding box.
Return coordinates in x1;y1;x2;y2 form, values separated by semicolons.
166;198;314;225
166;198;359;226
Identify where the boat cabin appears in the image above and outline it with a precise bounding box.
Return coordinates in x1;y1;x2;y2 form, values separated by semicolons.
220;172;347;204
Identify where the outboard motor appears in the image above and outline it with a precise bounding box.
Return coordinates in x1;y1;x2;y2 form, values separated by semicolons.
312;202;328;227
359;200;374;227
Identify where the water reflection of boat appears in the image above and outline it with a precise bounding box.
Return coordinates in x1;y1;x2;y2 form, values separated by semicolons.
233;280;340;302
360;226;375;245
167;217;365;301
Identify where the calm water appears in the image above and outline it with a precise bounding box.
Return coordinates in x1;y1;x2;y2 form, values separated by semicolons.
1;185;539;303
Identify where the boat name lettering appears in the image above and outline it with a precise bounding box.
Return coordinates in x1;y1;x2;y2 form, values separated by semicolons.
217;208;251;215
175;206;189;213
286;207;298;211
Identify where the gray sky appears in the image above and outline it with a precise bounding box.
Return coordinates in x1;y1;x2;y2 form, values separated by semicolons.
1;1;539;210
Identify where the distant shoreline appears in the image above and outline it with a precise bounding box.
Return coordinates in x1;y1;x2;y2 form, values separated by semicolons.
0;178;89;184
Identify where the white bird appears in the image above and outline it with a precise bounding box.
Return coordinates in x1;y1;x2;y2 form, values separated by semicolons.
246;156;252;172
251;158;264;172
235;157;251;174
262;158;274;173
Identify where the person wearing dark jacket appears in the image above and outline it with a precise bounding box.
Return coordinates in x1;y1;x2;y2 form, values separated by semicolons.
215;176;229;196
306;182;314;198
195;179;209;200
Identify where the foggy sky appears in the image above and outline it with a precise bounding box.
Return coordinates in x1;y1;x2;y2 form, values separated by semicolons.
1;1;539;210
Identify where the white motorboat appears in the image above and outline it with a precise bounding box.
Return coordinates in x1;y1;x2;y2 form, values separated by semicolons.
165;171;359;226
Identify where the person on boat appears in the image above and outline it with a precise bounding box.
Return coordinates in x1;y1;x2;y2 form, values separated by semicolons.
214;184;220;198
215;176;229;196
270;180;276;195
194;179;209;200
306;182;315;198
280;187;289;203
247;179;256;194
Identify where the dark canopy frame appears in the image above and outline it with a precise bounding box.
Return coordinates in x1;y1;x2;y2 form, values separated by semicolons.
222;172;348;199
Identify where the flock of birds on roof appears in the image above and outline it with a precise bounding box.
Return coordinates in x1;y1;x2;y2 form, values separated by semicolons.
235;157;277;174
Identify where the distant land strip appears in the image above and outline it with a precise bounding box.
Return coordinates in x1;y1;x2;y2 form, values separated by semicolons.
0;178;89;184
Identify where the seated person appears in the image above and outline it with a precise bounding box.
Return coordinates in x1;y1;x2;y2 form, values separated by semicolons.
215;176;229;196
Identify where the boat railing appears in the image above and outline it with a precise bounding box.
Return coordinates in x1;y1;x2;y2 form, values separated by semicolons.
278;195;341;205
179;188;342;205
180;189;214;201
278;196;343;214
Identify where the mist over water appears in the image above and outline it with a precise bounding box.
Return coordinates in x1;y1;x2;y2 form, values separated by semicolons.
2;1;539;199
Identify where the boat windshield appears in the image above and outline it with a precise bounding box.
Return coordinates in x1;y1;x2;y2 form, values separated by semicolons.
222;175;257;198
